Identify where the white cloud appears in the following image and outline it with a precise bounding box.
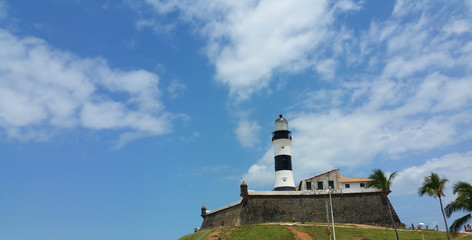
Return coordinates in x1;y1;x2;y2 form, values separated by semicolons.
234;120;261;148
238;1;472;187
0;29;176;144
381;53;454;79
210;0;333;100
359;2;472;82
243;150;273;187
443;20;471;35
143;0;177;14
133;0;472;186
393;151;472;197
467;0;472;14
334;0;361;12
242;74;472;188
244;73;472;186
136;18;175;33
315;58;336;80
141;0;361;101
167;80;187;99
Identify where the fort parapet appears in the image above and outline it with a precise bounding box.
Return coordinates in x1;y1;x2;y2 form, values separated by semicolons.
200;182;401;229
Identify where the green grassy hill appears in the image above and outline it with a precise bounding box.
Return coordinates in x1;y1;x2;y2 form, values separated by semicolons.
180;223;472;240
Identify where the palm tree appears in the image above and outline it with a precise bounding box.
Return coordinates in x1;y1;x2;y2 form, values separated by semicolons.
418;172;450;240
367;169;399;240
445;181;472;233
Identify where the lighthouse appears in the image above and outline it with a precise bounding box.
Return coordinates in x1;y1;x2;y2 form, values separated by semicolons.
272;115;296;191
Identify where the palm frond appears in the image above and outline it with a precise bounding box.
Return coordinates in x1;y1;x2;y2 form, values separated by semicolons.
445;194;472;217
366;169;396;192
388;171;398;185
449;214;471;233
418;172;448;198
453;181;472;195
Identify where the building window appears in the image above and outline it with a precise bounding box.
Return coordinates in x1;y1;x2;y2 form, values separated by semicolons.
345;183;350;188
360;183;365;188
328;180;334;189
306;182;312;190
317;181;323;190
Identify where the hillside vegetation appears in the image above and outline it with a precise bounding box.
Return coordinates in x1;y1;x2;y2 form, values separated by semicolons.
179;223;472;240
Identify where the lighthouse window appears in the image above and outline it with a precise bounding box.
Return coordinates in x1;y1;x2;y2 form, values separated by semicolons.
317;181;323;190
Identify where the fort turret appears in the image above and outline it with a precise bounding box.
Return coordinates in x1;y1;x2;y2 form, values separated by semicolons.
201;205;207;218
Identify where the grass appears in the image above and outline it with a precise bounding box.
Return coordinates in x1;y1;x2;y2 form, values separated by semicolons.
179;223;472;240
179;225;294;240
179;228;219;240
295;225;455;240
227;225;294;240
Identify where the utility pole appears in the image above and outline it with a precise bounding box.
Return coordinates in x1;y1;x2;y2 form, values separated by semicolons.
329;187;336;240
326;200;331;240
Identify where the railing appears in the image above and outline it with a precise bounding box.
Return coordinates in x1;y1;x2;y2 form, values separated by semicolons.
272;130;292;140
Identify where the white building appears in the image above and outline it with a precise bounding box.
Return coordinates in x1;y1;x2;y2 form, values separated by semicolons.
297;169;379;194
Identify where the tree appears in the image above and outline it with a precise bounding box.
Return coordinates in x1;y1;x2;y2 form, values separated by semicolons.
367;169;399;240
445;181;472;233
418;172;450;240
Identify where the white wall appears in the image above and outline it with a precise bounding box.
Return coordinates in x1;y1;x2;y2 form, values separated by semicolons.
341;182;379;193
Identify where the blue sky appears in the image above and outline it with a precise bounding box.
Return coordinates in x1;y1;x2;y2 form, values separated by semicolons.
1;0;472;239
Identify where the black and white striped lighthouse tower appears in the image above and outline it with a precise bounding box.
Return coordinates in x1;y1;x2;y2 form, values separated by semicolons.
272;115;296;191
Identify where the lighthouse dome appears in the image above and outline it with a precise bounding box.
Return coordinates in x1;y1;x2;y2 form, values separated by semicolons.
274;114;288;131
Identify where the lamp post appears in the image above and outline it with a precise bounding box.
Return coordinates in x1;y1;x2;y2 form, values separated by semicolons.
326;201;331;240
329;187;336;240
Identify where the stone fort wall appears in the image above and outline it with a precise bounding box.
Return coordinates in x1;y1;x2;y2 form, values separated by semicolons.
201;191;401;229
200;201;241;229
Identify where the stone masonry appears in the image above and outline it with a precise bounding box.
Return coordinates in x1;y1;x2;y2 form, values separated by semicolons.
200;182;401;229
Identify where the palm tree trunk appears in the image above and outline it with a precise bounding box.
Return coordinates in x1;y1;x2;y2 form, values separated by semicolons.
439;196;450;240
385;195;399;240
